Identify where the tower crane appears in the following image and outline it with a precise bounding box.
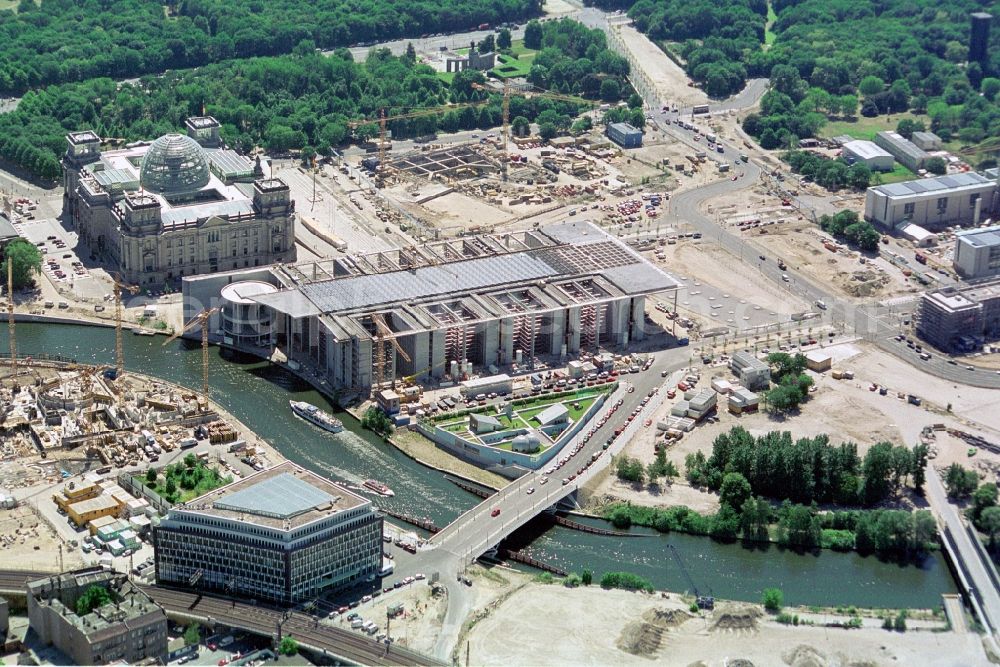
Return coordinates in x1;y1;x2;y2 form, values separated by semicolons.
162;307;220;403
111;274;139;379
346;101;490;187
370;312;411;390
472;81;597;180
6;257;15;375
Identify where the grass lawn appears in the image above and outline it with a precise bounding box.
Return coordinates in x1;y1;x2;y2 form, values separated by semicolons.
819;113;930;142
436;71;456;85
143;461;230;505
764;2;778;49
872;162;918;185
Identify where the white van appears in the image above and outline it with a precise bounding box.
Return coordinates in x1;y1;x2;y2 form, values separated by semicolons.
815;300;827;310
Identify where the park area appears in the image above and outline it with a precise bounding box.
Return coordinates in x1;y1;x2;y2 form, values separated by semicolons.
140;455;231;505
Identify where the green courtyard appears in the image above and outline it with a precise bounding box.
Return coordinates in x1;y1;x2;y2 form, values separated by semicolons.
431;386;611;449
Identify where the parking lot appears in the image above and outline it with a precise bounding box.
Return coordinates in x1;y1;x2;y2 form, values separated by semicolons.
13;217;108;301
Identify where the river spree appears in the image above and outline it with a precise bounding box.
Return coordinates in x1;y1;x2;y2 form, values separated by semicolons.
6;322;957;608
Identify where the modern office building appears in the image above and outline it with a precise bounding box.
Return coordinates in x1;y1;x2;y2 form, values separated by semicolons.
27;568;167;666
864;172;996;229
916;279;1000;351
606;122;643;149
182;221;680;392
841;140;894;171
971;12;993;64
874;131;929;172
954;225;1000;278
154;461;382;605
62;116;296;286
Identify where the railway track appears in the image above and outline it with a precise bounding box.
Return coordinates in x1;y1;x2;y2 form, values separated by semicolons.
141;585;443;666
0;569;54;592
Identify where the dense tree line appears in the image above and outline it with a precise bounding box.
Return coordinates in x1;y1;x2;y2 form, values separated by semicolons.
685;426;928;506
0;0;541;94
0;44;610;179
733;0;1000;150
525;19;631;99
626;0;765;98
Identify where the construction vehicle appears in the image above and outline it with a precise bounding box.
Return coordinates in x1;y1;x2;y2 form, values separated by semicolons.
162;307;220;402
110;274;140;380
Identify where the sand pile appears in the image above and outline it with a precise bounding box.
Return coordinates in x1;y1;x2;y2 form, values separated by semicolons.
710;604;762;634
782;644;827;667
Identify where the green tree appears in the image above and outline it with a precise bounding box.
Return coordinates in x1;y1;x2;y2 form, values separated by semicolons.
600;78;621;102
893;610;907;632
361;406;392;436
184;453;198;468
911;443;929;493
524;20;543;50
616;456;645;483
497;28;512;51
777;504;820;548
847;163;872;190
924;156;947;175
609;506;632;529
980;507;1000;550
76;585;112;616
511;115;531;137
981;77;1000;101
581;569;593;586
627;93;643;109
165;478;177;497
539;122;558;141
478;34;495;54
2;239;41;290
895;119;925;139
945;463;978;499
969;483;998;524
183;623;201;646
739;496;771;543
861;442;895;505
279;636;299;656
858;75;885;97
146;468;157;483
719;472;752;511
762;588;783;612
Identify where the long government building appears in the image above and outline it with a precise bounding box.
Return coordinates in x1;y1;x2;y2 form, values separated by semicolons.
183;221;680;391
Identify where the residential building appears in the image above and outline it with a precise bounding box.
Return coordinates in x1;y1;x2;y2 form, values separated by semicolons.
874;131;929;172
182;222;679;393
154;461;382;605
954;225;1000;279
27;568;167;666
730;351;771;390
841;140;894;171
606;122;643;149
863;172;996;229
460;374;513;397
470;413;503;434
534;403;569;427
805;350;832;372
62;117;296;286
916;279;1000;351
727;388;759;414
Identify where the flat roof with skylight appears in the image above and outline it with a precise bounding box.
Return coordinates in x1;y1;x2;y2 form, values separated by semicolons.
176;460;366;529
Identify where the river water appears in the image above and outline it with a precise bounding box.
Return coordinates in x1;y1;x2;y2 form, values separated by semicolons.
6;322;956;608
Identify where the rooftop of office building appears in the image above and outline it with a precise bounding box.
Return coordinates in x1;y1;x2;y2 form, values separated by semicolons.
171;460;367;529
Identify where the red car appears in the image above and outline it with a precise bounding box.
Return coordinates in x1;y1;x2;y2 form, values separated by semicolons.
491;508;501;517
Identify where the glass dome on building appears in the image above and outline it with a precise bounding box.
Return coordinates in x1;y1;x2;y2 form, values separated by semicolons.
139;133;211;194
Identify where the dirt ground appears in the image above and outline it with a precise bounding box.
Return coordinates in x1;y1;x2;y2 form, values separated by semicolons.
0;504;82;571
614;24;709;109
466;583;988;667
391;429;507;490
653;239;810;317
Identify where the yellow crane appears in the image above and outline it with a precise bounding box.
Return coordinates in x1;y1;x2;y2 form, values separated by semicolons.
370;312;411;389
162;307;220;402
347;100;490;186
472;80;598;180
110;274;139;379
6;257;15;375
